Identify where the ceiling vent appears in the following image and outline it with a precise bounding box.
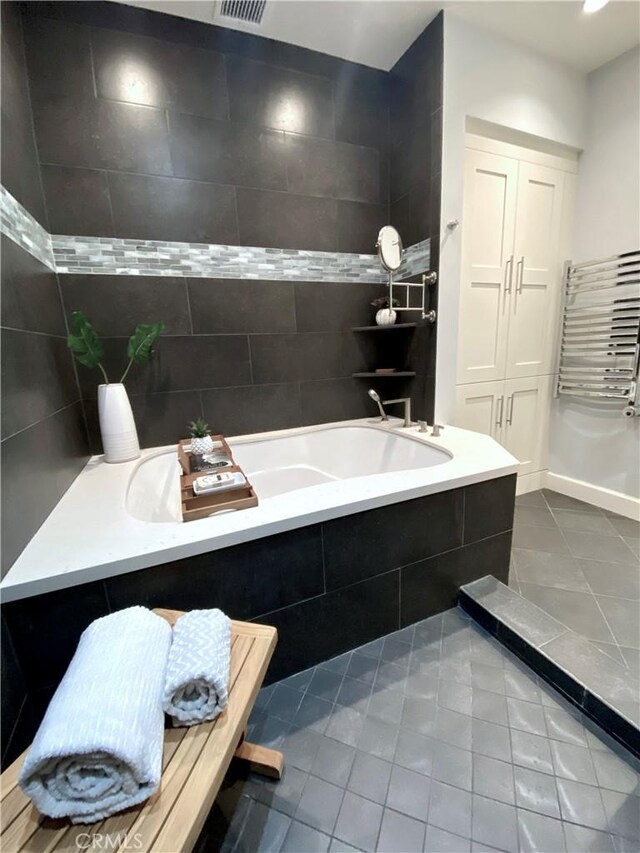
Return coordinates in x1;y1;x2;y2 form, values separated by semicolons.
219;0;267;25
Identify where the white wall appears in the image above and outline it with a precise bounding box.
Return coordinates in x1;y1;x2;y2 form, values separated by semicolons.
548;46;640;500
437;13;588;423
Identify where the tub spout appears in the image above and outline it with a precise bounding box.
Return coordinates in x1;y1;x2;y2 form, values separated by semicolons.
368;389;389;421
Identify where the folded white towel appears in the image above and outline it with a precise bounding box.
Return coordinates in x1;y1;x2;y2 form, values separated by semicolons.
19;607;171;824
163;609;231;727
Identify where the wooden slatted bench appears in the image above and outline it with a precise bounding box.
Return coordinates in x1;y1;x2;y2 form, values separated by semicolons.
0;610;283;853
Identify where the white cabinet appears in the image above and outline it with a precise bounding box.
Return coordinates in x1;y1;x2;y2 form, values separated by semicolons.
454;375;552;476
457;150;565;384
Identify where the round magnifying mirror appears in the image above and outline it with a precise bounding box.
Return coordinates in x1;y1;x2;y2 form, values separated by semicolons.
376;225;403;271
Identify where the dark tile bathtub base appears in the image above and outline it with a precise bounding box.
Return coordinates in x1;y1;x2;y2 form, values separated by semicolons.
1;474;515;766
459;576;640;759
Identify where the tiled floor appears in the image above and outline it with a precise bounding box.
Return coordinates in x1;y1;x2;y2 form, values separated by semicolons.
195;608;640;852
510;489;640;672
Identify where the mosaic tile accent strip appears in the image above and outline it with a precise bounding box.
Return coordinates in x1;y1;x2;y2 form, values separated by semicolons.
0;185;54;270
0;184;431;284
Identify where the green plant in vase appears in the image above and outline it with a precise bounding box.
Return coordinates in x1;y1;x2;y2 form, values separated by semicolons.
188;418;214;455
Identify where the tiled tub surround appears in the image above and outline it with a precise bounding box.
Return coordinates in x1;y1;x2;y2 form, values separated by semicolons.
0;468;516;765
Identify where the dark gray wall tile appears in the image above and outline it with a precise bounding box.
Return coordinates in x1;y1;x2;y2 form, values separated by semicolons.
1;403;89;574
333;67;389;149
22;15;93;101
131;390;202;448
299;377;372;426
400;531;513;627
286;136;380;204
60;274;191;336
32;94;172;175
226;54;334;138
250;332;360;385
264;570;399;682
236;188;337;252
201;383;301;436
322;488;464;590
40;165;115;237
2;579;109;691
1;330;79;439
464;475;517;545
336;201;388;255
188;279;295;334
108;172;238;244
1;236;65;335
92;27;229;119
294;282;384;333
1;3;47;226
170;112;288;190
105;524;325;619
76;334;251;397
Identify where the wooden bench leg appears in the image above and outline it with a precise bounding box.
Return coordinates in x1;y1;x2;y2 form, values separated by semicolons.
234;740;284;780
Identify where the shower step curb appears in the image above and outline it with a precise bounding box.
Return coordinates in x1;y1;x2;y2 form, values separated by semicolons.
459;575;640;758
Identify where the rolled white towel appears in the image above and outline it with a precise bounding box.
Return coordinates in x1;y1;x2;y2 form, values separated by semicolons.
163;609;231;727
19;607;171;824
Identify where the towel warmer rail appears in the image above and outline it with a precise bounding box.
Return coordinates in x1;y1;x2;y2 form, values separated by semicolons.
555;249;640;416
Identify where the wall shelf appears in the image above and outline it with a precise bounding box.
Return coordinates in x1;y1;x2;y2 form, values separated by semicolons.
352;372;416;378
352;323;417;332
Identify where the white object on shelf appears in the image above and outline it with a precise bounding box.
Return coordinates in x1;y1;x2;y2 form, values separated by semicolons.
193;472;247;496
98;383;140;464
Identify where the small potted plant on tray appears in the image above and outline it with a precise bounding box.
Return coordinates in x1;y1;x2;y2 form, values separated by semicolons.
188;418;215;456
371;295;400;326
67;311;164;463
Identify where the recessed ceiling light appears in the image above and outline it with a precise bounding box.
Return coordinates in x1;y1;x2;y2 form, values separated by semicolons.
583;0;610;13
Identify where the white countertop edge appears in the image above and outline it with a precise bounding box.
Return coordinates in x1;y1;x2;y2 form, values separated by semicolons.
0;419;519;603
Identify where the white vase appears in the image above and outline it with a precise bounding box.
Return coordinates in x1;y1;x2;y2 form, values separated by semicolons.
97;383;141;464
376;308;397;326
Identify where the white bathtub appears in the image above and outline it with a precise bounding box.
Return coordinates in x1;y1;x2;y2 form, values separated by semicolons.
0;418;518;602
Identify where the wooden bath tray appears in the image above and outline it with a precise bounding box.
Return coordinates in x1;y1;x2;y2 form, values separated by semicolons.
177;435;258;522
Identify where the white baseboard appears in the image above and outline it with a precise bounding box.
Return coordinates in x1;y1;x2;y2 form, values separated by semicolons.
546;472;640;520
516;471;547;496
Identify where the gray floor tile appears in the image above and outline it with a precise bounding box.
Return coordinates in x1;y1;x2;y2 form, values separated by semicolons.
556;778;609;832
516;491;546;508
329;839;361;853
253;765;308;816
601;789;640;841
250;712;291;749
283;725;323;772
376;661;410;692
325;705;365;748
394;728;437;775
347;751;392;804
515;505;558;528
470;661;507;695
320;652;353;675
550;740;598;785
293;692;335;734
402;695;438;736
386;764;431;821
562;530;638;566
282;820;331;852
433;740;473;790
472;794;518;851
518;583;618;644
357;716;399;762
311;737;356;787
424;824;471;852
580;559;640;600
563;823;616;853
512;525;571;554
377;808;426;853
517;810;566;852
334;791;384;851
357;637;385;659
346;652;380;685
403;672;439;701
605;513;640;539
503;667;542;704
624;536;640;559
512;549;591;592
509;729;553;775
471;719;512;762
428;781;472;839
543;706;588;747
514;765;561;819
307;668;345;703
436;707;473;751
595;596;640;649
438;680;473;715
472;754;515;805
542;490;602;513
471;689;509;726
381;636;412;665
591;750;640;796
237;800;291;853
368;687;405;725
553;509;618;535
283;668;314;692
295;776;344;835
620;645;640;672
335;676;373;713
507;697;547;736
592;640;630;668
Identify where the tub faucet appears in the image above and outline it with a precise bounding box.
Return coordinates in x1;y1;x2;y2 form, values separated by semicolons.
382;397;414;428
368;389;389;421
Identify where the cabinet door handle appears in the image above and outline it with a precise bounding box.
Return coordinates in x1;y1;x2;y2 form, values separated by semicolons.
516;256;525;294
504;256;514;293
506;394;515;425
496;395;504;428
